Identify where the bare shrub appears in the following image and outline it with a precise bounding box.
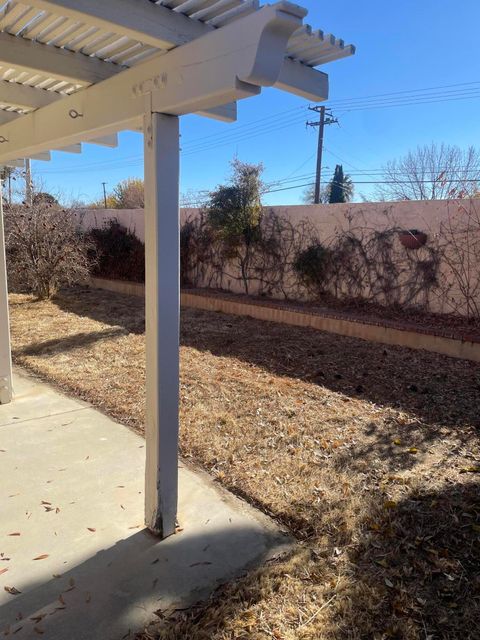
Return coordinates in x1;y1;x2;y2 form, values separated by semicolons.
5;203;93;299
89;219;145;283
293;242;332;297
291;209;442;310
437;198;480;318
180;211;220;288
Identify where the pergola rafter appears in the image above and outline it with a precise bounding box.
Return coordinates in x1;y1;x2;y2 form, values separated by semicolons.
0;0;355;539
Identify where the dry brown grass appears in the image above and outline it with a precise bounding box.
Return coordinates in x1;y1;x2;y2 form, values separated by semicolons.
8;287;480;640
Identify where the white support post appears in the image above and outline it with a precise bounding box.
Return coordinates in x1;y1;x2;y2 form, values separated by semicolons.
0;178;12;404
143;111;180;538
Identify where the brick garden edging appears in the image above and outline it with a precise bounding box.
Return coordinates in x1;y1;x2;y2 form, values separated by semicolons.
89;277;480;364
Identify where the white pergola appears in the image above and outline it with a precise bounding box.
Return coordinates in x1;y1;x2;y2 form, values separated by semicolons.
0;0;354;538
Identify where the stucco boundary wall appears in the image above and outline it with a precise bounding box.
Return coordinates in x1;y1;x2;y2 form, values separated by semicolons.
89;277;480;364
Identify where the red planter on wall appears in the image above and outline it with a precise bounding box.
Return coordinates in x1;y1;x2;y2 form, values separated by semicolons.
399;229;427;249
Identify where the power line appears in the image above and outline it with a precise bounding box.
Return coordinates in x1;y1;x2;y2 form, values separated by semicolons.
31;80;480;176
264;177;480;195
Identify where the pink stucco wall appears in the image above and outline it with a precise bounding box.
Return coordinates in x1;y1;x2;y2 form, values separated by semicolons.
77;200;480;316
76;200;465;243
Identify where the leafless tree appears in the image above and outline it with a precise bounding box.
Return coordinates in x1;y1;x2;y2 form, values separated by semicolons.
375;143;480;201
4;203;94;299
302;183;330;204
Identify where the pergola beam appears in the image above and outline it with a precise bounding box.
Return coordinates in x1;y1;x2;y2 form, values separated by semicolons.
0;80;61;110
197;102;237;123
0;31;121;86
0;4;315;163
55;144;82;153
3;159;24;167
275;59;328;101
0;111;22;126
87;135;118;148
26;0;211;49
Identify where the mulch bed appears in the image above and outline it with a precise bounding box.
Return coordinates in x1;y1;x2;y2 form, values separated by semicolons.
184;287;480;343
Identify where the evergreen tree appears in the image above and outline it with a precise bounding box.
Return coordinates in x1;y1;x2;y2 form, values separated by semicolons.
328;164;353;203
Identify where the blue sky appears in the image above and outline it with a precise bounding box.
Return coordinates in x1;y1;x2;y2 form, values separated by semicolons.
31;0;480;206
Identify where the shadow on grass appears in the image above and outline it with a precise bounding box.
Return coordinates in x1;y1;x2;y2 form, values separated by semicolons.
54;288;480;438
13;327;127;357
54;287;145;335
136;482;480;640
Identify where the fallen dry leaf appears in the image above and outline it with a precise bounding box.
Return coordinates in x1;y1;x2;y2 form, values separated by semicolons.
8;532;21;536
0;568;8;576
375;559;388;568
4;586;21;595
33;554;49;561
33;627;45;635
87;527;96;532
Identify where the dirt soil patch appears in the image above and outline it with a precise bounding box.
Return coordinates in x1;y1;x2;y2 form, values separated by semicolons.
8;287;480;640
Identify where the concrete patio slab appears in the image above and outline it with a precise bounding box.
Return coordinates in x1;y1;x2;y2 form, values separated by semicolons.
0;370;291;640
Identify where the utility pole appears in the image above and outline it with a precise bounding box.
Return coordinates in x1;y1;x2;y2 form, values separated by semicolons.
102;182;108;208
25;158;32;206
306;106;338;204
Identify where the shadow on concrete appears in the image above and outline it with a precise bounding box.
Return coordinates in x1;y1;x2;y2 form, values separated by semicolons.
133;482;480;640
0;525;285;640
